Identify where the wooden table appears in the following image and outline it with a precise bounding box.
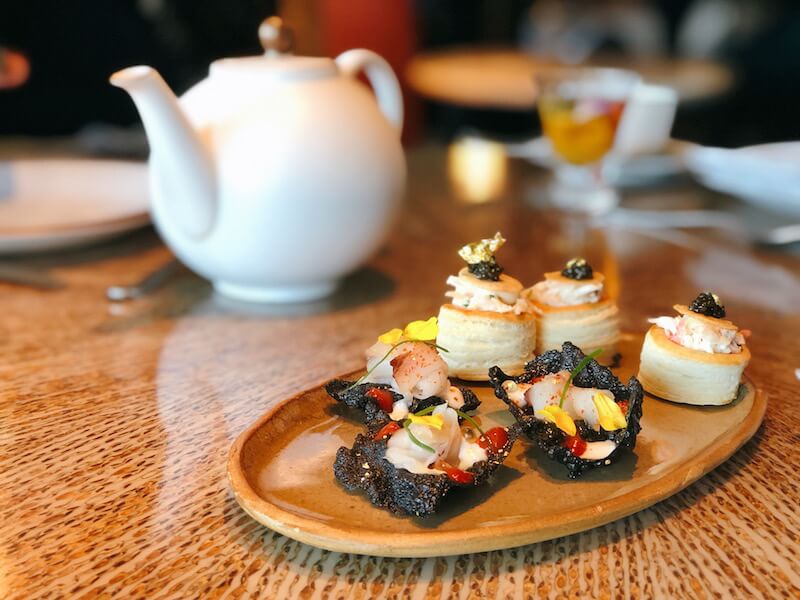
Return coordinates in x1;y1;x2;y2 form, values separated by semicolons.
2;145;799;598
406;48;734;109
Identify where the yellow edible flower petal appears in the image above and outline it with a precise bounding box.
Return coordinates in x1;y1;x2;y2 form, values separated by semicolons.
406;414;444;430
403;317;438;341
377;328;404;345
592;392;627;431
536;405;577;436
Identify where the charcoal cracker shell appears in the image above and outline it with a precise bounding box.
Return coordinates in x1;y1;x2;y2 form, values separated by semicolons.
325;379;480;433
488;341;644;478
333;427;520;517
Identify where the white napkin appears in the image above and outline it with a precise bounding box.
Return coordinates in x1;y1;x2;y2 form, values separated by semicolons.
685;142;800;217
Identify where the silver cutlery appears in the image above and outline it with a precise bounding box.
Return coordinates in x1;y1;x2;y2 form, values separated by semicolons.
598;208;746;234
0;262;64;289
755;223;800;247
601;209;800;248
106;258;181;301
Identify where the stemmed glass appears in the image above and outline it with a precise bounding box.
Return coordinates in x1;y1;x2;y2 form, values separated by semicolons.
536;67;640;214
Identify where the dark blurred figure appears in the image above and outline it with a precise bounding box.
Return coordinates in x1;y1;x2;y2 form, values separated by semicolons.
0;0;275;135
663;0;800;146
417;0;537;139
419;0;532;48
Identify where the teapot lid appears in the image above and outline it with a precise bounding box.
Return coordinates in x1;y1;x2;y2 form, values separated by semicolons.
209;17;337;81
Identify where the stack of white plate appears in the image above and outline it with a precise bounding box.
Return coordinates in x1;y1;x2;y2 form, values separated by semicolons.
0;159;150;254
506;136;687;188
684;142;800;218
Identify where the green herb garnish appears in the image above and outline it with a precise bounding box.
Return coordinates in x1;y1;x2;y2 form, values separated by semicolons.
403;405;446;453
559;348;603;408
403;404;481;453
404;421;435;453
454;409;484;436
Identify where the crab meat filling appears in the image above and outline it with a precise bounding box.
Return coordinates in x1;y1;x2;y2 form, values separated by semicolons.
527;278;603;307
650;314;745;354
445;274;530;314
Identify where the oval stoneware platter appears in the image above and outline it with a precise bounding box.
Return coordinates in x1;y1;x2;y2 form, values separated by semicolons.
227;337;765;557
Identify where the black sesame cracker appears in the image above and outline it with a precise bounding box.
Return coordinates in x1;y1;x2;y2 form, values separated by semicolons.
488;341;644;479
325;380;481;434
333;424;520;516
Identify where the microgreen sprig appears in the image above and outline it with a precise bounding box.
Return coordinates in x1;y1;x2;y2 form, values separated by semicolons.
402;404;483;453
413;405;436;417
454;409;484;436
559;348;603;408
402;405;439;453
404;425;435;453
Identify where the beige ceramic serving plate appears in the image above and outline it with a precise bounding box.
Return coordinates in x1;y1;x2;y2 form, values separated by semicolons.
228;338;765;557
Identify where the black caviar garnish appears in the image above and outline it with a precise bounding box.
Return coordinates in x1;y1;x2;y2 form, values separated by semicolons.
468;257;504;281
689;292;726;319
561;258;593;280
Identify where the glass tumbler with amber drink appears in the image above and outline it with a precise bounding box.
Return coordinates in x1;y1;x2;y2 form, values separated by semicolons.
536;68;639;213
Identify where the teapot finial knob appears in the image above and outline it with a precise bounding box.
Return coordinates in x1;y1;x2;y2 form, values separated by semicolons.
259;16;294;56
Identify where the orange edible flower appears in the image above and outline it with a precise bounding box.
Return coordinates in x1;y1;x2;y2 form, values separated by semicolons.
536;405;577;436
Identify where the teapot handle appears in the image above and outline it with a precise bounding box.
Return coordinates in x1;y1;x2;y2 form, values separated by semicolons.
336;49;403;135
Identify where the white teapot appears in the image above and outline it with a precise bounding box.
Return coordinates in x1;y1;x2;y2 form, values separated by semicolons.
111;18;405;302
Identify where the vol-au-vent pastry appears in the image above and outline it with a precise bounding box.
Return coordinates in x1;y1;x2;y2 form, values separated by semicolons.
638;292;751;406
524;258;620;363
436;233;537;380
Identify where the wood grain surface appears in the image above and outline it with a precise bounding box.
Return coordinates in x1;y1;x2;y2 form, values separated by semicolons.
1;146;799;598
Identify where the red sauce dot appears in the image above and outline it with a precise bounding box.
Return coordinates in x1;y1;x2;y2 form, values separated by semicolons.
563;435;587;457
478;427;509;452
366;387;395;413
434;460;476;485
445;466;475;485
372;421;401;441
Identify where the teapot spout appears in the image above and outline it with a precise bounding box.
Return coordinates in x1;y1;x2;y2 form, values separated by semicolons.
111;66;217;238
